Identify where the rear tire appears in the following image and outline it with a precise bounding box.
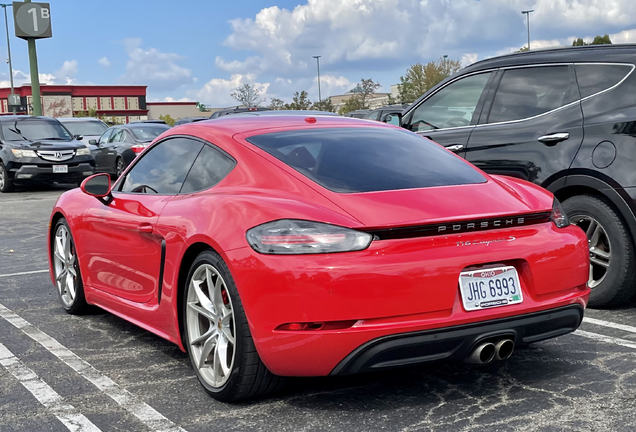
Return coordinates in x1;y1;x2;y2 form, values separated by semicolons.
114;157;124;179
563;195;636;308
0;162;14;193
183;250;285;402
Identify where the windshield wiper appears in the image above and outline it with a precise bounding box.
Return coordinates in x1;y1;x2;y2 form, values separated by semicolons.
10;120;28;140
38;137;70;141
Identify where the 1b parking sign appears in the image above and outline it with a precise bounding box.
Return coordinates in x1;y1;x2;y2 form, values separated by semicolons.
13;2;52;39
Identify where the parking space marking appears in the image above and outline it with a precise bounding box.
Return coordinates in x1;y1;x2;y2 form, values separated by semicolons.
0;342;102;432
0;269;49;278
583;317;636;334
0;302;188;432
575;329;636;349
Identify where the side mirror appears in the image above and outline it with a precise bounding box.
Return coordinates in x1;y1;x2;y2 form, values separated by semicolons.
74;134;83;141
80;173;112;203
88;139;97;145
381;113;402;126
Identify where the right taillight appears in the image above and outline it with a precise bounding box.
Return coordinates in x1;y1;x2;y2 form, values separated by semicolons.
550;197;570;228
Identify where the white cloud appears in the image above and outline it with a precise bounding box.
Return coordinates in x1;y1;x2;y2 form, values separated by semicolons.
120;38;194;91
461;54;478;67
216;0;636;79
190;74;270;107
163;96;194;102
98;57;110;67
0;60;78;86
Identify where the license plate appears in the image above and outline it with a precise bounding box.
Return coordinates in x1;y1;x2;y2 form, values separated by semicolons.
53;165;68;174
459;266;523;311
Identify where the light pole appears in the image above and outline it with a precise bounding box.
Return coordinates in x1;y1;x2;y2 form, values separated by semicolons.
313;55;321;105
0;3;15;114
521;10;534;50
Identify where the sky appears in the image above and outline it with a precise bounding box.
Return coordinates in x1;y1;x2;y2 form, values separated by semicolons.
0;0;634;107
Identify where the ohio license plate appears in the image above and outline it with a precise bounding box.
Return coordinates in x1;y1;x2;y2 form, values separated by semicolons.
459;266;523;311
52;165;68;174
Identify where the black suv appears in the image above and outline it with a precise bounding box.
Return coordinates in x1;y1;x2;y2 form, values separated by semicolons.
397;44;636;307
0;116;95;192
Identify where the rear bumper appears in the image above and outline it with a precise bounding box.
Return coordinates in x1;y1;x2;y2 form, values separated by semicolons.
331;304;584;375
10;163;94;184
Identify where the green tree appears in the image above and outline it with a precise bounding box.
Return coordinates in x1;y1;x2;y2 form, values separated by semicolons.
572;34;612;46
159;114;176;127
230;83;263;108
284;91;312;110
398;57;461;103
196;101;210;112
515;46;530;53
311;98;335;112
337;96;365;115
349;78;381;109
269;98;286;110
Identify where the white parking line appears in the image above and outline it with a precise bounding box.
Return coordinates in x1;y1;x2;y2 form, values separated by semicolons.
0;302;187;432
583;317;636;334
0;342;102;432
0;269;49;278
575;329;636;349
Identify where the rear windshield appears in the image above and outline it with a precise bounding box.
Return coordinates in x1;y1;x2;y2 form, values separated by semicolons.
246;127;486;193
129;125;170;142
2;119;72;142
61;120;108;136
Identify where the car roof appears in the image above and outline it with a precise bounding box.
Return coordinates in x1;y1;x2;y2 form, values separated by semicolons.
57;117;105;122
229;110;339;117
0;115;56;122
463;43;636;73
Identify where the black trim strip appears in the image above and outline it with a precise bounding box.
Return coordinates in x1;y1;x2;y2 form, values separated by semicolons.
366;212;551;240
157;239;166;304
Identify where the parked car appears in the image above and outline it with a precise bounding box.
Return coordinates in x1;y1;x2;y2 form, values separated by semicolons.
209;107;271;119
395;44;636;308
0;116;94;192
58;117;108;144
89;123;171;178
174;117;208;126
343;109;371;118
364;104;409;125
49;114;589;401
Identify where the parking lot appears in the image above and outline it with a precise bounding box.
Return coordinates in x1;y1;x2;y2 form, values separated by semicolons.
0;187;635;431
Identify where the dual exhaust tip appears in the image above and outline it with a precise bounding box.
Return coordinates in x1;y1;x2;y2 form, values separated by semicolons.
466;339;514;364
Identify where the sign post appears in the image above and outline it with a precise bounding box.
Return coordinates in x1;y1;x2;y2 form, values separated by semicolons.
12;1;51;116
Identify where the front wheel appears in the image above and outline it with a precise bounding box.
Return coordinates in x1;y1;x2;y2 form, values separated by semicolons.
183;250;284;402
0;162;14;192
51;219;89;314
563;195;636;308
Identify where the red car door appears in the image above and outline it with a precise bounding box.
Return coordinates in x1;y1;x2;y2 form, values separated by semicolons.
79;137;204;303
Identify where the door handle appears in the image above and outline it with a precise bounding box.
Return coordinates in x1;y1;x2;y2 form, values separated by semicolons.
136;223;153;234
538;132;570;144
445;144;465;152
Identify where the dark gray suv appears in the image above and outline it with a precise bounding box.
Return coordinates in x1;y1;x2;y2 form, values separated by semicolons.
397;44;636;307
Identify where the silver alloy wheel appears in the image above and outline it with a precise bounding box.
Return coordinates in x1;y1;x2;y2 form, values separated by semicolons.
52;225;78;307
570;215;611;289
186;264;236;388
0;166;5;190
116;159;124;177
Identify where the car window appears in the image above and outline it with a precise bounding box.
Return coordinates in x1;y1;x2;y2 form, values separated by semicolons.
1;118;73;141
181;143;236;194
246;127;486;193
120;138;203;194
108;129;123;143
575;64;633;99
129;125;170;142
98;129;114;145
407;72;492;132
488;66;578;124
365;111;381;121
61;120;108;136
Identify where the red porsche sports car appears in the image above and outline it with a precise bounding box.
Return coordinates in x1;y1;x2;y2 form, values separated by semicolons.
48;114;590;401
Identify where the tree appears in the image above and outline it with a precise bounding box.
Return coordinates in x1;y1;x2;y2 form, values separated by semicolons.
230;83;263;108
269;98;285;110
572;34;612;46
398;57;461;103
311;98;336;112
285;91;312;110
159;114;176;127
338;96;365;115
349;78;381;109
196;101;210;112
515;46;530;53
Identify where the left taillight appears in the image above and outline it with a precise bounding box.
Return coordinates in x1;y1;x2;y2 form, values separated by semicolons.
246;219;372;255
550;197;570;228
131;144;146;156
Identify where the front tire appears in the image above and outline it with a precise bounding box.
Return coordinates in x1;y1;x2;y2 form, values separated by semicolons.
183;250;284;402
0;162;14;192
51;219;89;314
563;195;636;308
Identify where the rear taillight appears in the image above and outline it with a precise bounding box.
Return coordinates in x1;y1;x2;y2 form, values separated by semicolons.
131;145;146;156
550;197;570;228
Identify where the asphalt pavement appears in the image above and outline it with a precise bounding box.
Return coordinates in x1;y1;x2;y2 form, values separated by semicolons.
1;185;636;432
